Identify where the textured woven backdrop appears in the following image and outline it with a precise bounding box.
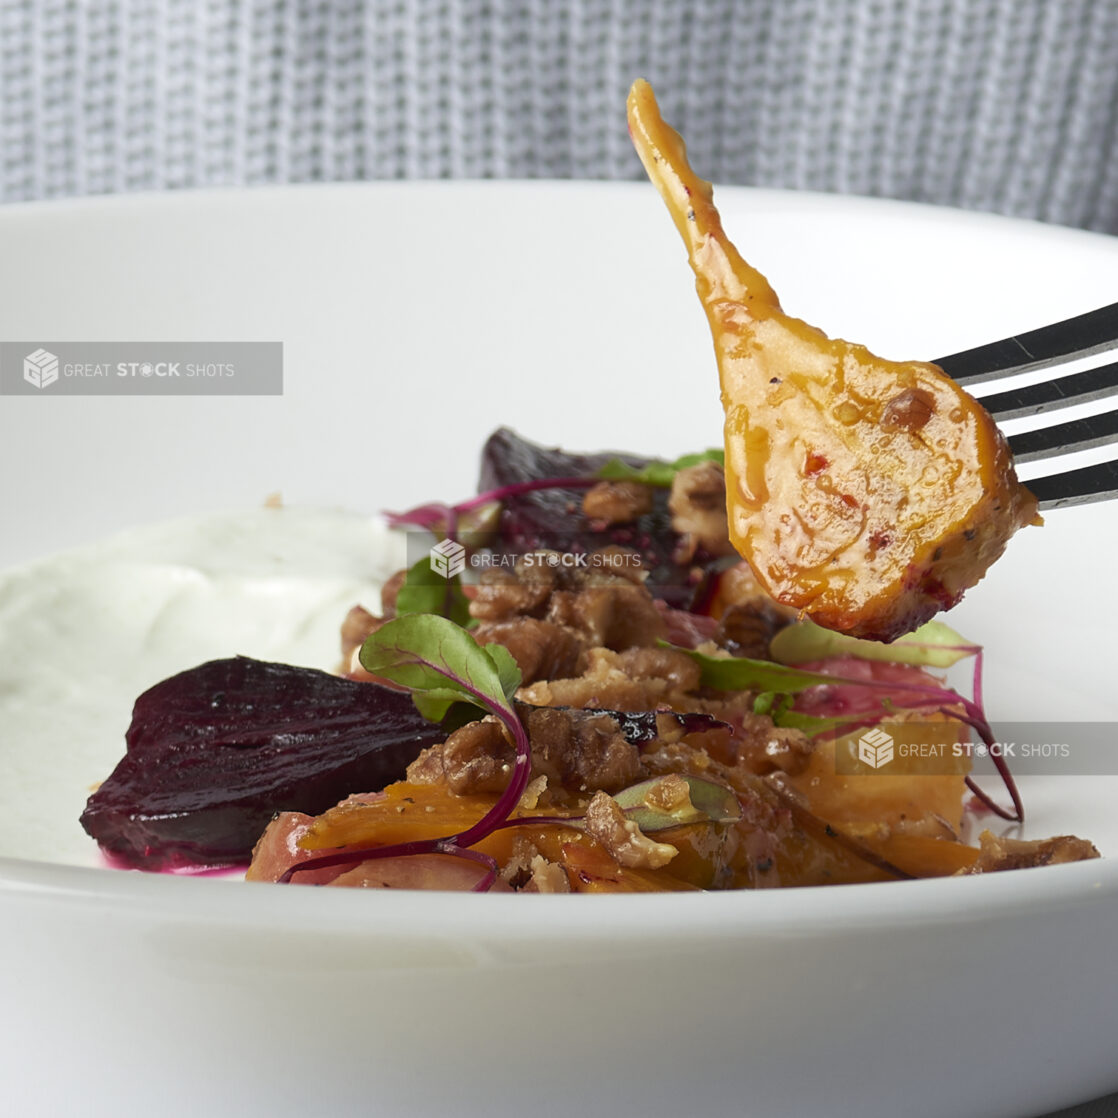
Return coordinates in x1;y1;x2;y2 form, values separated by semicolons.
1;0;1117;232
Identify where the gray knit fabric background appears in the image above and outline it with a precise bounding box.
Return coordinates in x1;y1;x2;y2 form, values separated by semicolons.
1;0;1117;233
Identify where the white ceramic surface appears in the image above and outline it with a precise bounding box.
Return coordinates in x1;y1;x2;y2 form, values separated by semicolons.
1;183;1117;1118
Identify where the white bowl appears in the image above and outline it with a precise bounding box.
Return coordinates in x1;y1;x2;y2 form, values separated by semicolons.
1;182;1117;1118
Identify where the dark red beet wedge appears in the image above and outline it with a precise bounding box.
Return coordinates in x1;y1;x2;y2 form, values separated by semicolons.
479;428;716;608
80;657;451;870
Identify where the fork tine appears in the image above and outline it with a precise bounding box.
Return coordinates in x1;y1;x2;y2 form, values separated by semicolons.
1026;458;1118;510
1007;408;1118;463
979;358;1118;422
935;301;1118;386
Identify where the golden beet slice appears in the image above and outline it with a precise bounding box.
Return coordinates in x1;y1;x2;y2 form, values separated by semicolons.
627;80;1039;641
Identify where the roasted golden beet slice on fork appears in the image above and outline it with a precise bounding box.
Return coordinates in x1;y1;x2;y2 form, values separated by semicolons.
627;80;1039;642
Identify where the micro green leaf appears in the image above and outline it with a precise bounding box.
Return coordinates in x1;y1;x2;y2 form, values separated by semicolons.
359;614;514;708
482;642;523;705
668;640;1020;820
284;616;533;887
752;691;792;718
772;709;862;736
596;448;724;487
769;617;979;669
410;690;469;723
753;689;861;736
358;614;528;849
394;556;474;628
665;642;840;693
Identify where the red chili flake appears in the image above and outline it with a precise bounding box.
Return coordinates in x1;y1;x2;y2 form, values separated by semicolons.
804;452;828;475
868;529;892;557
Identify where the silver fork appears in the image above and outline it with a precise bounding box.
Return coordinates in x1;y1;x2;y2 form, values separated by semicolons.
935;302;1118;509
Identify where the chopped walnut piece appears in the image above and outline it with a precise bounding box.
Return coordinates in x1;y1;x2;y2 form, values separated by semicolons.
471;616;584;684
522;706;642;794
520;647;674;712
525;854;572;893
584;790;678;869
585;546;650;587
402;741;445;787
379;568;408;616
702;561;797;658
546;582;666;650
968;830;1100;873
517;775;549;812
581;480;654;525
612;646;702;692
717;601;794;660
733;715;815;776
409;706;643;801
340;604;385;670
469;557;564;622
469;548;664;652
406;716;514;796
669;461;737;561
712;561;765;603
499;835;572;893
707;562;797;619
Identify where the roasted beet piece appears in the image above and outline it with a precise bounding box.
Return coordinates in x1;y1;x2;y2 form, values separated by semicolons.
80;657;450;870
479;428;718;607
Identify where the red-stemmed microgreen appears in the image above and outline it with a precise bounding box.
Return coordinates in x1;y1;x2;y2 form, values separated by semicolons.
360;615;529;846
280;614;529;889
670;639;1022;822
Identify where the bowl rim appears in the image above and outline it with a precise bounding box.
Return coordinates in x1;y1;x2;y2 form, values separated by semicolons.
1;851;1113;940
3;180;1116;947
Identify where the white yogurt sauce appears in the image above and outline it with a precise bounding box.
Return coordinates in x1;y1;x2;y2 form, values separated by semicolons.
0;507;405;866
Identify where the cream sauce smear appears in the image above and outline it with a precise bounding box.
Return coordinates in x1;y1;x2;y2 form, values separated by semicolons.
0;507;402;866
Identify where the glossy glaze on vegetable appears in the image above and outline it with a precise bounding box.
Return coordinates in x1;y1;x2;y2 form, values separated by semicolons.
627;79;1040;641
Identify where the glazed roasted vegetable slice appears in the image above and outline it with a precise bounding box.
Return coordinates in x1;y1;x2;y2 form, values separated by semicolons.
626;79;1040;642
